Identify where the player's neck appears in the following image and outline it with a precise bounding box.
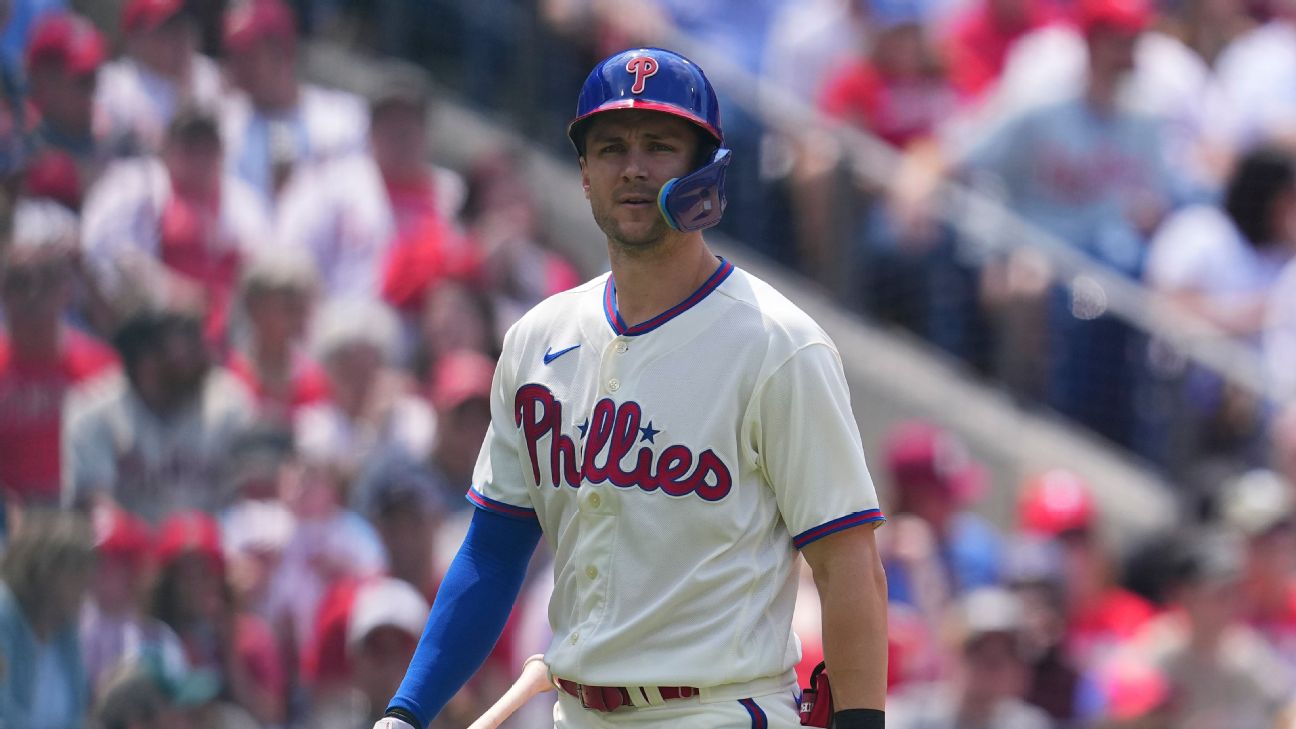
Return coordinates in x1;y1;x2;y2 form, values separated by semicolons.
608;236;720;328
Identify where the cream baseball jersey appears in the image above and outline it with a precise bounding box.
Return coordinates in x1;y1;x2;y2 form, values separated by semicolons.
469;258;885;688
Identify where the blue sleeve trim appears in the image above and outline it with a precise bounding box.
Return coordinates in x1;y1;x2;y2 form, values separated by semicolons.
386;507;542;726
466;487;539;521
793;509;886;550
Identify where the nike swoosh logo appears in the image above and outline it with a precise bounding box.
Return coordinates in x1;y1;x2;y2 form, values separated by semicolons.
543;344;580;365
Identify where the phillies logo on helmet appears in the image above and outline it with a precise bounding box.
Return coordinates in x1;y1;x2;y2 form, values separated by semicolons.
626;55;659;94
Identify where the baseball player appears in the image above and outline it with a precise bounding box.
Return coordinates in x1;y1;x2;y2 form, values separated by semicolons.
375;47;889;729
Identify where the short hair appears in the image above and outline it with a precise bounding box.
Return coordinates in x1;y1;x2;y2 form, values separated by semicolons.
238;247;318;301
1;198;78;275
369;68;431;122
110;307;203;376
94;661;168;729
8;197;78;253
309;297;400;364
165;107;221;149
1224;146;1296;248
1;509;93;615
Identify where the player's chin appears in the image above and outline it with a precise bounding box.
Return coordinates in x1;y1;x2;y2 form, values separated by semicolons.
614;226;669;250
607;216;668;247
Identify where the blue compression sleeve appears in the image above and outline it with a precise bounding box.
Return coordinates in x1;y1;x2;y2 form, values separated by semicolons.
386;506;542;727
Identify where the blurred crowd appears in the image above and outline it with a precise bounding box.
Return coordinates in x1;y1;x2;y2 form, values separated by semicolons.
0;0;582;727
1;0;1296;729
384;0;1296;480
860;421;1296;729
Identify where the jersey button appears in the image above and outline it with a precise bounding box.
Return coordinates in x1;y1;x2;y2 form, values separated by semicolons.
614;342;628;354
589;493;601;509
607;379;620;392
585;566;598;579
570;633;579;645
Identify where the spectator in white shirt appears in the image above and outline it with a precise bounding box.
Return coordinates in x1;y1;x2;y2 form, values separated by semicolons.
81;109;270;345
62;303;255;522
219;0;367;208
96;0;223;155
79;505;188;697
1148;146;1296;338
275;71;465;303
294;297;436;485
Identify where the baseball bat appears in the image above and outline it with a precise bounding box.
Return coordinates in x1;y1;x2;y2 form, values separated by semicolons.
466;654;555;729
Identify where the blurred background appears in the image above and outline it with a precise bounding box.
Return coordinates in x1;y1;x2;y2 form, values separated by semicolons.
0;0;1295;727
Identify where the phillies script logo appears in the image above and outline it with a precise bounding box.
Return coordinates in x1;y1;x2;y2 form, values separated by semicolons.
626;55;658;94
515;384;732;501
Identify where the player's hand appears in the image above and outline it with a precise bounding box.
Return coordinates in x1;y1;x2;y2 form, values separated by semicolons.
372;717;417;729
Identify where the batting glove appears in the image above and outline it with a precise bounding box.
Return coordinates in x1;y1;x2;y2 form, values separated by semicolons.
373;716;417;729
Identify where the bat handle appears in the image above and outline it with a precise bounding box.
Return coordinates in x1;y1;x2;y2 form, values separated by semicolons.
466;654;555;729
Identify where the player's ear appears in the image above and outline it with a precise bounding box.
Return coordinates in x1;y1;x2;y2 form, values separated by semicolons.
579;157;591;199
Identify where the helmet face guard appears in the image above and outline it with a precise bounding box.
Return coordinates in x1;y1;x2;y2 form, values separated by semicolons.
570;48;732;232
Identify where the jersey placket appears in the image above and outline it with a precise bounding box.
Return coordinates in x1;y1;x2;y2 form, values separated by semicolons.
566;333;635;656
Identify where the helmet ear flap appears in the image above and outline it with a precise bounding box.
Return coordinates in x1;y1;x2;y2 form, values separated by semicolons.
658;148;731;232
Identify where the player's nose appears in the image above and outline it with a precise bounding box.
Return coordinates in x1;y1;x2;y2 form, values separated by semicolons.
620;148;650;181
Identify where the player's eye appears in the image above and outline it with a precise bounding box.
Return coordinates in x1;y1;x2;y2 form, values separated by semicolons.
649;142;675;152
597;143;625;155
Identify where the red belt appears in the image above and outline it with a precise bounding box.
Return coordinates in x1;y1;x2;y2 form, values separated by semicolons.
555;678;699;712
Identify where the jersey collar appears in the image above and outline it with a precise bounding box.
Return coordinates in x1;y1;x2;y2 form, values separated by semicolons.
602;257;735;337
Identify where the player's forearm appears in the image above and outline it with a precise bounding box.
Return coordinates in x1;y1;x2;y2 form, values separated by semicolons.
386;508;542;727
811;531;889;711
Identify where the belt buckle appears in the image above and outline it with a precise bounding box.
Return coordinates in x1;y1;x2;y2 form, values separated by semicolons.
576;683;593;710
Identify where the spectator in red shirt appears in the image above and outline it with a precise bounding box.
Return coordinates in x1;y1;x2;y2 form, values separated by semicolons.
820;0;957;150
1017;469;1156;671
0;198;117;506
226;249;328;423
800;0;961;290
942;0;1056;103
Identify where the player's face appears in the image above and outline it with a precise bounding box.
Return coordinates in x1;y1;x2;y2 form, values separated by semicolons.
580;110;700;251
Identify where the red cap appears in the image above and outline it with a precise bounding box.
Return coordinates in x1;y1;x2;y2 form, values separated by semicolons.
301;577;362;683
122;0;186;33
155;510;225;571
93;506;154;564
223;0;296;54
1018;469;1095;536
883;420;987;503
23;150;83;210
1077;0;1151;35
26;13;105;75
430;349;495;411
1102;659;1170;719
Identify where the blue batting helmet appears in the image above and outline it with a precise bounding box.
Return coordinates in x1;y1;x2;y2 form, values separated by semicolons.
568;48;731;232
568;48;723;151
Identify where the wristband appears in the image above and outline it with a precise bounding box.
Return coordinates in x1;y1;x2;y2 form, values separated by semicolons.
832;708;884;729
384;707;421;728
